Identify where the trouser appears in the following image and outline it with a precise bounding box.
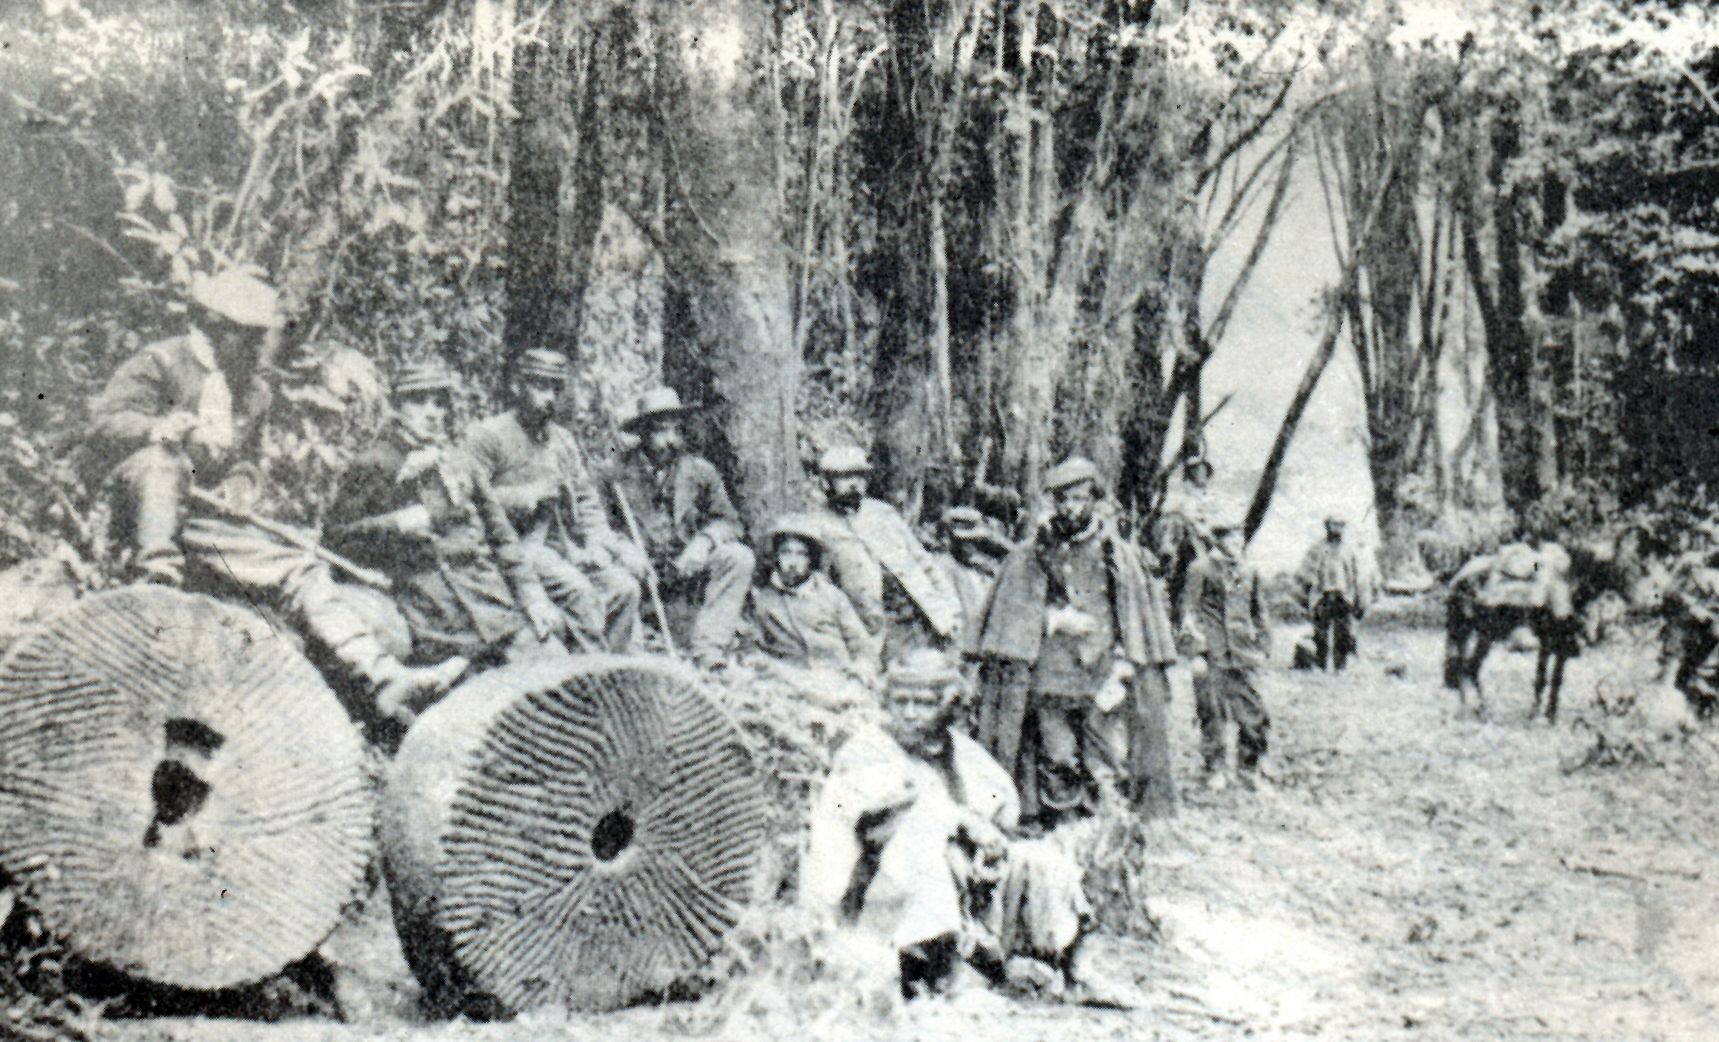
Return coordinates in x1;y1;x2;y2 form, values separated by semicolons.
107;444;192;577
1032;691;1127;813
180;517;400;681
661;540;754;660
1312;591;1357;670
1194;665;1270;773
523;541;640;653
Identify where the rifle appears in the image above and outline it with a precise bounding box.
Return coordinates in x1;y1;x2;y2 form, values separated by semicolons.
606;476;681;659
188;487;393;591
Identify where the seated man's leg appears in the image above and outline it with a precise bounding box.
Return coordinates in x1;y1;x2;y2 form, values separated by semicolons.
521;541;607;650
587;559;641;653
691;541;754;663
109;445;191;583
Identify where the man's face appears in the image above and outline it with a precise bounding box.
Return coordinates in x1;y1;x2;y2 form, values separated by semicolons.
1325;522;1345;543
643;418;683;463
517;375;561;423
885;683;951;757
773;536;814;588
1051;479;1098;531
824;472;868;512
397;391;449;444
202;314;263;365
1186;462;1213;490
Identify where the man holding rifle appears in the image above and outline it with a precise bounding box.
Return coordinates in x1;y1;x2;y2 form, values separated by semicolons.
601;387;753;667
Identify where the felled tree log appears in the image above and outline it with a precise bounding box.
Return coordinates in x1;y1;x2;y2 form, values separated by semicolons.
0;586;374;990
383;654;764;1016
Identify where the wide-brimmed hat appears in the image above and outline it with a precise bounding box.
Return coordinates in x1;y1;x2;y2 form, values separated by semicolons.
393;359;458;397
764;513;828;553
189;270;283;330
817;445;873;475
943;506;1014;556
1043;456;1103;493
516;348;570;383
620;386;700;433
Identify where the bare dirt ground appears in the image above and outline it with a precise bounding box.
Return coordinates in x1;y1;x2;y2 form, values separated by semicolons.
101;617;1719;1042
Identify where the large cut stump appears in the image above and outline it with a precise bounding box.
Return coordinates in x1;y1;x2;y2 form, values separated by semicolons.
382;654;765;1016
0;587;374;990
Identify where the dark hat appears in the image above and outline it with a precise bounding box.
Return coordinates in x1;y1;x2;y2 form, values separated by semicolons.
817;445;873;475
1324;515;1347;529
516;348;570;383
620;386;699;433
1209;512;1245;536
1043;456;1103;493
393;359;458;397
943;506;1014;556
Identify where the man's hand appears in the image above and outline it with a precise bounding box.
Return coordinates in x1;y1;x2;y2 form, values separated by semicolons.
522;593;565;643
396;447;443;484
1093;660;1134;713
149;411;200;446
1045;606;1100;638
390;504;434;540
612;536;652;580
673;533;714;578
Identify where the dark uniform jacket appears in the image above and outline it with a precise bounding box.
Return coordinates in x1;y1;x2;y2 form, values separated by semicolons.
602;449;744;562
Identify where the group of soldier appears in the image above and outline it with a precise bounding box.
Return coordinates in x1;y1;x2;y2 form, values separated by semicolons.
83;269;1375;1007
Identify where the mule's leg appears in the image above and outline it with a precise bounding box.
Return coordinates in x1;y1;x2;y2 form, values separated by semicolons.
1531;643;1550;721
1465;633;1493;719
1545;653;1567;723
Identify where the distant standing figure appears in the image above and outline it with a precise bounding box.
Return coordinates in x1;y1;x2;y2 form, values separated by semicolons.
604;387;754;666
1153;453;1216;628
1180;514;1272;791
811;445;964;661
1296;516;1372;672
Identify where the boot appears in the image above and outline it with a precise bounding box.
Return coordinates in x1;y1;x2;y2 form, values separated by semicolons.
370;655;469;725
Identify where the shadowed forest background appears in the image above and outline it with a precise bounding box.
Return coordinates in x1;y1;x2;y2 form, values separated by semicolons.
4;0;1719;577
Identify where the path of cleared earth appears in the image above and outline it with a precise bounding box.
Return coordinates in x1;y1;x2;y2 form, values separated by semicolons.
109;623;1719;1042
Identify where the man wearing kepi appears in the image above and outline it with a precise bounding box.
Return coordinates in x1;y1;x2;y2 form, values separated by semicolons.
1181;513;1272;791
88;271;464;711
812;445;963;661
1296;514;1372;672
461;349;646;652
603;387;753;666
804;650;1128;1005
325;360;565;704
969;456;1180;824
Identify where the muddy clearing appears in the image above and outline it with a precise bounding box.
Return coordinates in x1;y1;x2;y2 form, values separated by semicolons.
104;620;1719;1042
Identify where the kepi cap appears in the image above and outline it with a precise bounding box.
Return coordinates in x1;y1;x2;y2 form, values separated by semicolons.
393;359;458;397
1043;456;1103;492
516;348;570;383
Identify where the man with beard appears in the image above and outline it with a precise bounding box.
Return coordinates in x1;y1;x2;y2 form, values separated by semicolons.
1181;514;1272;791
803;650;1128;1005
461;349;646;652
325;361;567;718
603;387;753;667
811;445;963;662
89;272;463;712
970;457;1179;824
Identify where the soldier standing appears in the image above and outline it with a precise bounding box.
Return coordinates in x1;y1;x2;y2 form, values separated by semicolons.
1296;515;1372;672
1180;515;1272;791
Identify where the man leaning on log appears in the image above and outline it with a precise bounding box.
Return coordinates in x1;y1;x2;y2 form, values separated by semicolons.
459;349;647;653
968;456;1180;824
87;270;465;712
324;359;574;719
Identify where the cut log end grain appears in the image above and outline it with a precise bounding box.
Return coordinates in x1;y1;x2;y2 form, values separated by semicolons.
383;654;766;1016
0;587;374;990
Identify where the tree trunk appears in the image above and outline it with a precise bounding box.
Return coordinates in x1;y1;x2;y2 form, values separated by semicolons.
382;655;764;1016
655;0;800;524
502;6;603;375
0;588;372;990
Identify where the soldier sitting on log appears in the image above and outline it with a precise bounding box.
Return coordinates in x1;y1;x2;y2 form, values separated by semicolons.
803;650;1135;1006
748;513;882;710
811;445;965;663
87;270;465;711
460;349;647;653
601;387;754;667
325;360;575;720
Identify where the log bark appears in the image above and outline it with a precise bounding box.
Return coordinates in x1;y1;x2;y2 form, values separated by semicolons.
0;587;373;990
382;653;764;1016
